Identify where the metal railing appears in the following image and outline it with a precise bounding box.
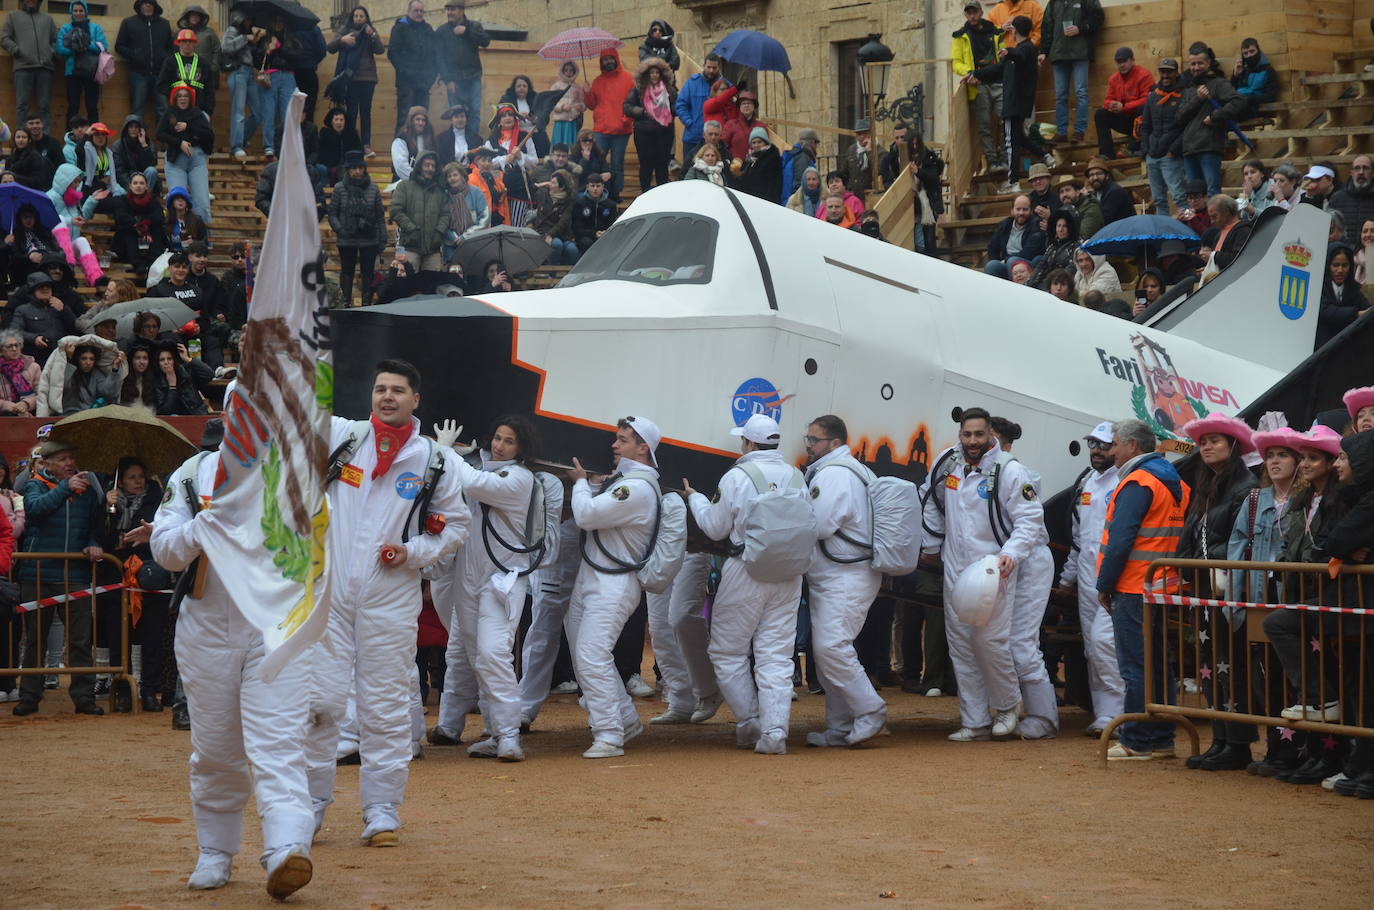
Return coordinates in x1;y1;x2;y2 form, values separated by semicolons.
1099;557;1374;767
3;553;136;714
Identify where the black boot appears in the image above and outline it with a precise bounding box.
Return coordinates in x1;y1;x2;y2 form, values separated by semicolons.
1287;755;1342;785
171;699;190;730
1354;769;1374;799
140;691;164;712
1186;740;1227;770
1200;742;1253;771
12;698;39;716
113;679;133;714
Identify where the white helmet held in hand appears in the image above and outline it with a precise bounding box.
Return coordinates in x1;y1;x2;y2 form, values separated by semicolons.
951;555;1003;627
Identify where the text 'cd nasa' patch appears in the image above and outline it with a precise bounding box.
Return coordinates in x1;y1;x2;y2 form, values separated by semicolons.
1022;483;1037;501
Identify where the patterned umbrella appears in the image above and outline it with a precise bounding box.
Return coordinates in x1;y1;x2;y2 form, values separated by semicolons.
538;26;622;62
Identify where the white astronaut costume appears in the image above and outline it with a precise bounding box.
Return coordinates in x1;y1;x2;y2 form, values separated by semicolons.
568;459;660;755
921;441;1048;738
518;518;580;724
1005;461;1059;739
687;443;805;752
803;444;886;746
150;451;314;895
1060;459;1125;729
645;553;720;721
304;416;469;841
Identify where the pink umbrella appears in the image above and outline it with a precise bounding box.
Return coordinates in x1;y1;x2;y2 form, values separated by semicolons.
538;26;622;64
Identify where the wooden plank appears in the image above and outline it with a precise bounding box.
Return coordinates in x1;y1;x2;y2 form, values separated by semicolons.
1104;0;1184;26
1248;124;1374;138
1302;71;1374;83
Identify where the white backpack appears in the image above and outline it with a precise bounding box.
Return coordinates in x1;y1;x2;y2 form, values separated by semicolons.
731;461;816;582
481;469;565;576
581;472;686;593
819;462;923;575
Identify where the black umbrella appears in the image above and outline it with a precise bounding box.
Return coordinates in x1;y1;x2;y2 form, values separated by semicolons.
454;226;552;278
230;0;318;29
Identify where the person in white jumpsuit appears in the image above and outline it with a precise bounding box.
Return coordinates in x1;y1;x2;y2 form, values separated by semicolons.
684;413;806;753
645;553;722;724
567;416;663;759
1054;421;1124;734
516;517;580;727
989;417;1059;740
304;359;470;847
150;434;315;900
919;408;1048;742
800;415;886;748
433;416;538;762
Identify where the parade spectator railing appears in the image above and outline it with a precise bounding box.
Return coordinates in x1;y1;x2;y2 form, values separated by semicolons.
1100;557;1374;767
4;553;137;714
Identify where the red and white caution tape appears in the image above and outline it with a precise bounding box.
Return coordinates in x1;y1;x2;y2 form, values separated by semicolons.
1148;592;1372;617
16;583;175;613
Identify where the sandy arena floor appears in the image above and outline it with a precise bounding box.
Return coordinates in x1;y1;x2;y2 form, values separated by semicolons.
5;681;1372;910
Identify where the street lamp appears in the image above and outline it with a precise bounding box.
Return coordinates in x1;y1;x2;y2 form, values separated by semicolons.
856;33;894;105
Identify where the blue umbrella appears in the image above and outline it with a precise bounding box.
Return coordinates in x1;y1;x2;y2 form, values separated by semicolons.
710;29;791;73
0;183;61;234
1080;214;1203;257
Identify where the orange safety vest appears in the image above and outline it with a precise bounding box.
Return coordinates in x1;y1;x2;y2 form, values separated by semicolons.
1097;466;1190;594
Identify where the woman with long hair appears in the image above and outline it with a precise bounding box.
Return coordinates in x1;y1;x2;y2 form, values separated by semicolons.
156;84;215;224
60;343;120;414
1030;211;1080;290
119;342;160;413
622;57;677;192
77;277;139;333
1267;163;1303;211
1317;243;1370;349
153;345;206;415
6;204;58;287
98;172;166;280
549;61;586;148
7;128;54;191
164;186;207;251
258;14;301;158
318;106;362;184
391;106;435;182
1133;267;1167;317
499;74;548;153
486;103;538;228
1237;159;1273;219
327;5;385;158
102;456;169;711
1178;415;1259;772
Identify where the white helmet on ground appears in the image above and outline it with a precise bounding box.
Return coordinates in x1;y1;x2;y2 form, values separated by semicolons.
951;555;1003;627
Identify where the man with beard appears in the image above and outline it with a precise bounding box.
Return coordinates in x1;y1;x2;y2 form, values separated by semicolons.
1330;156;1374;246
984;194;1046;279
1140;59;1187;215
1056;174;1102;239
675;51;730;165
1085;155;1133;226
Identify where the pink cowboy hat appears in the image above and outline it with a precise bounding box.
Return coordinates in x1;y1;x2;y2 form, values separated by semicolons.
1296;424;1343;458
1252;427;1304;457
1181;414;1256;455
1343;386;1374;421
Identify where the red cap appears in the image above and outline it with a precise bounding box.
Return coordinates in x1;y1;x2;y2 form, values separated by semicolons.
176;28;198;43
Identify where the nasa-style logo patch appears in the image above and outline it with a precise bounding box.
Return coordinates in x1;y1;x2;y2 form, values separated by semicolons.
395;472;423;500
1022;483;1038;501
611;485;630;501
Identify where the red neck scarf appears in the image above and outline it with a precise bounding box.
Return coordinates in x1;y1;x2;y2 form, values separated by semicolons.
370;414;414;479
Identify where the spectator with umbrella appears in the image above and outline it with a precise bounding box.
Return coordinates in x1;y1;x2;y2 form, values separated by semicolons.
453;223;550;281
548;61;587;148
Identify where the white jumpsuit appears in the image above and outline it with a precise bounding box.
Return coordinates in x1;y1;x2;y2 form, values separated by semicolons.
518;518;580;723
1059;465;1125;726
151;453;315;865
803;445;886;744
688;450;805;745
433;454;533;744
920;443;1049;733
305;417;469;821
1006;464;1059;739
567;463;659;748
645;552;718;714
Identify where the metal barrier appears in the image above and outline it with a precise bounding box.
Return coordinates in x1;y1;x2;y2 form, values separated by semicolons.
1100;557;1374;767
2;553;137;714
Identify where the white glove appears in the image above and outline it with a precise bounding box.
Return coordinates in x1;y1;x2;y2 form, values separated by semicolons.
433;420;463;449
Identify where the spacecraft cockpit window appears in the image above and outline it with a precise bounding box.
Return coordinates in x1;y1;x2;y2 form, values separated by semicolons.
558;213;719;289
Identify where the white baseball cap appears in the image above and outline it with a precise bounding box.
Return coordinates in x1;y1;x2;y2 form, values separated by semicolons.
624;415;661;466
1304;165;1335;180
730;413;781;445
1084;421;1114;444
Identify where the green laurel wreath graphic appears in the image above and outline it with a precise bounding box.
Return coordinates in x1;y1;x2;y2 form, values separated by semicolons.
1186;395;1210;419
315;359;334;412
261;441;311;583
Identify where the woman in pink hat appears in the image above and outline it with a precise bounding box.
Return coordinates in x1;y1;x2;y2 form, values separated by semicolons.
1178;414;1258;771
1343;386;1374;434
1227;425;1302;776
1260;424;1351;785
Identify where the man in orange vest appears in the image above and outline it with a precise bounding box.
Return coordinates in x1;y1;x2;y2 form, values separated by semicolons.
1095;418;1190;760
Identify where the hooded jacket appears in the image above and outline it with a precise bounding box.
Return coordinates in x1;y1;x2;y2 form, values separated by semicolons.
1330;178;1374;248
115;1;172;75
176;5;220;72
585;49;635;136
55;1;106;78
221;13;259;73
1230;50;1276;105
623;58;678;134
950;19;1003;100
1096;452;1187;595
638;19;679;71
1029;213;1080;289
390;152;450;257
19;467;104;582
1177;73;1245;157
329;168;386;247
2;1;57;71
1320;430;1374;605
112;115;158;191
388;13;436;89
47;162;99;236
1073;252;1121;299
433;9;488;84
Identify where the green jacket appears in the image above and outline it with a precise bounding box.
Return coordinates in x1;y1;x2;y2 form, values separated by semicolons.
1073;192;1103;240
389;152;450;257
19;470;104;582
1041;0;1104;63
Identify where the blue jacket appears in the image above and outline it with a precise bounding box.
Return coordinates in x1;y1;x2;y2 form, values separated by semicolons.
1226;485;1287;601
1096;452;1184;595
55;10;106;78
674;73;731;145
1230;52;1277;104
19;470;105;582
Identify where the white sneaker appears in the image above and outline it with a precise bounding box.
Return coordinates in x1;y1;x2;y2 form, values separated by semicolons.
1042;152;1058;168
361;804;400;846
233;148;247;161
1322;772;1347;791
755;732;787;755
1183;677;1199;694
583;739;624;759
187;849;233;890
466;737;499;758
1280;701;1340;722
623;718;645;743
334;738;360;761
691;693;724;723
625;673;656;698
550;680;579;695
805;730;849;747
264;845;312;900
410;741;424;760
992;708;1019;738
923;688;943;697
948;726;992;742
497;736;525;762
650;707;693;724
0;689;15;703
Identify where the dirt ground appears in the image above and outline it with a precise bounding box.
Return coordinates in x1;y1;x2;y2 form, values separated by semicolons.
5;679;1372;910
